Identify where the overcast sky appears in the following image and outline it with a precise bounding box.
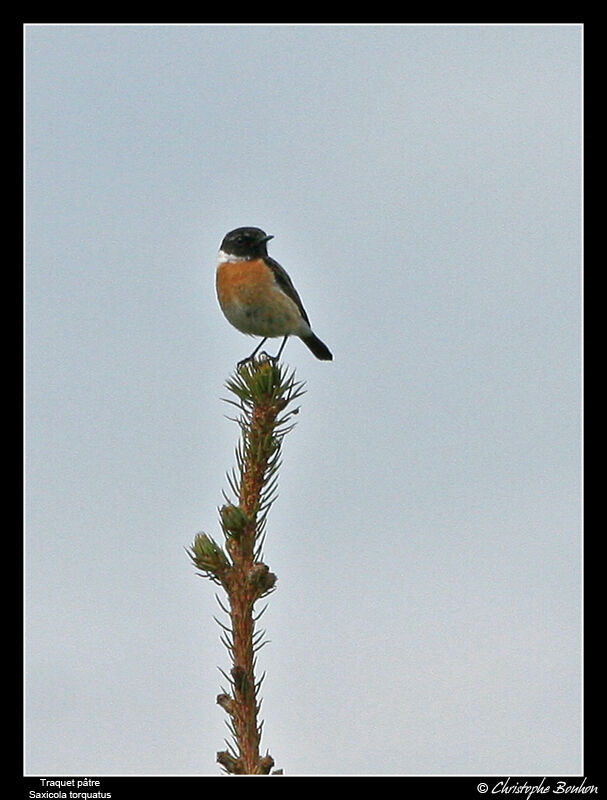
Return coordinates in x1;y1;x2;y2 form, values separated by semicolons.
25;24;582;777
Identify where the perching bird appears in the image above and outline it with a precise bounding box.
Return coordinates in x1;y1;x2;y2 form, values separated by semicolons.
216;227;333;363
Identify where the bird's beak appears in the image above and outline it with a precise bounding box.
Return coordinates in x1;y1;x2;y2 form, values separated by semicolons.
260;234;274;245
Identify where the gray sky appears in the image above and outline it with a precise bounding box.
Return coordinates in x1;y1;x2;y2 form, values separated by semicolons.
25;24;582;776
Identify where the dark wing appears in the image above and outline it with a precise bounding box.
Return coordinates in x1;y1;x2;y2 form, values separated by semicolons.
265;257;311;326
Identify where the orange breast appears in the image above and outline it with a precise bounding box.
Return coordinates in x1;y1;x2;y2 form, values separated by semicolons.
216;257;306;337
216;258;274;308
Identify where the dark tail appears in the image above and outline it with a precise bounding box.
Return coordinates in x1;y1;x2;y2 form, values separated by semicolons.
300;333;333;361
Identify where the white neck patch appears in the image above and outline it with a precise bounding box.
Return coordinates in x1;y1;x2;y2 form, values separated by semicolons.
217;249;251;264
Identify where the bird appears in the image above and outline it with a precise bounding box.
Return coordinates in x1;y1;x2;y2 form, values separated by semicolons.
216;227;333;364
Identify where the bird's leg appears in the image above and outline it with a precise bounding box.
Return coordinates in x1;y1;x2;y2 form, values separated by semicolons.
237;338;268;368
270;336;289;363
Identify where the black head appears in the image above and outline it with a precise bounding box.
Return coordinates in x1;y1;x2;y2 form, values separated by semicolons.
220;227;274;258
